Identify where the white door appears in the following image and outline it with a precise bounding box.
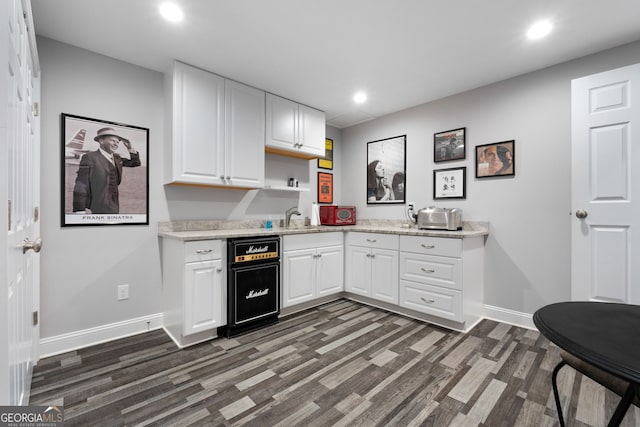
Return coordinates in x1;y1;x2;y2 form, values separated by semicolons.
371;248;399;304
298;104;325;156
345;246;371;296
571;63;640;303
171;61;225;185
316;245;344;297
2;0;41;405
266;93;298;150
282;249;315;307
183;259;225;336
224;79;265;188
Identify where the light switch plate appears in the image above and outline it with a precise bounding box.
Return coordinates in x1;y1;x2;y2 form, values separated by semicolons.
117;284;129;301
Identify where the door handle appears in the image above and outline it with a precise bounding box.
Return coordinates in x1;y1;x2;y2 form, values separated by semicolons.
21;237;42;254
575;210;588;219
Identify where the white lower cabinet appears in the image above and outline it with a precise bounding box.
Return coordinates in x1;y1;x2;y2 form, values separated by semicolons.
399;235;484;328
184;258;226;335
345;232;399;304
162;238;227;347
282;233;344;308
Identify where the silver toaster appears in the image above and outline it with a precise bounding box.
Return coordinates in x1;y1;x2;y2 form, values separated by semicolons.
417;207;462;231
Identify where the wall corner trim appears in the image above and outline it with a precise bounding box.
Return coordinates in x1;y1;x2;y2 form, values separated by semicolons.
483;305;535;330
39;313;164;358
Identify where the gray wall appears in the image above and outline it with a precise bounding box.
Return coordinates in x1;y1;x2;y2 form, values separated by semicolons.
340;40;640;315
39;34;640;340
38;37;332;339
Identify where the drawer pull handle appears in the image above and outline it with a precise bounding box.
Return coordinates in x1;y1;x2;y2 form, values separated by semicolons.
366;239;377;243
421;244;435;249
421;297;435;304
196;249;213;254
421;268;435;273
370;254;375;258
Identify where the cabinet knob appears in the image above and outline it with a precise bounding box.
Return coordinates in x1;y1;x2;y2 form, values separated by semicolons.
421;268;435;273
421;244;435;249
370;254;376;258
216;268;223;273
421;297;435;304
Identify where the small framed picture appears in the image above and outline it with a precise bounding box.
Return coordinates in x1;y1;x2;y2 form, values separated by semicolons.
317;172;333;203
434;127;465;162
318;138;333;170
475;140;515;178
433;167;466;199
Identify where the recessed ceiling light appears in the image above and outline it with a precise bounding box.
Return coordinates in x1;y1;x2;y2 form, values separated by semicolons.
160;3;184;22
527;20;552;40
353;92;367;103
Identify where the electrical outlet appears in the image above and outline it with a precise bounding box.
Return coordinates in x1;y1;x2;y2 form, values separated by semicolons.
117;284;129;301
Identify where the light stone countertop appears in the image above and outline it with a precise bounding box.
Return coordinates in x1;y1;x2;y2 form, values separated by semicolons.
158;219;489;241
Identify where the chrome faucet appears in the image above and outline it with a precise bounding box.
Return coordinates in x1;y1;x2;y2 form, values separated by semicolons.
285;206;301;228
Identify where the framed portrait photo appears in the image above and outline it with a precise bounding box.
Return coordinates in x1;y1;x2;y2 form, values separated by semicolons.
317;172;333;204
366;135;406;204
434;166;466;199
475;140;515;178
434;127;465;163
61;113;149;227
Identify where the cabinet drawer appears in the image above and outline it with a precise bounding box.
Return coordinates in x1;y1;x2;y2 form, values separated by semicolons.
400;252;462;290
284;232;343;251
185;240;223;262
400;280;462;322
346;232;399;250
400;235;461;258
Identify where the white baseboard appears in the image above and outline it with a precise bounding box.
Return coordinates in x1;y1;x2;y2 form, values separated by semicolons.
483;304;535;330
39;313;164;359
37;305;536;359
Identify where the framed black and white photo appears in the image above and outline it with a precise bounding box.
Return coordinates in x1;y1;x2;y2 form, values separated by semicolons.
433;166;466;199
434;127;466;162
367;135;406;204
61;113;149;227
475;140;515;178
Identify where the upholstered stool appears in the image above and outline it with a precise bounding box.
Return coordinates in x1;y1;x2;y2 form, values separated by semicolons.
552;351;640;426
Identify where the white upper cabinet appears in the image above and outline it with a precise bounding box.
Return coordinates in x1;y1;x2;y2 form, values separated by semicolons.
265;93;325;159
166;61;265;188
224;80;265;188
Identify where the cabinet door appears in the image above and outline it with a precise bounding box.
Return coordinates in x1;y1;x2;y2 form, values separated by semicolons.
282;249;316;308
316;245;344;297
371;248;399;304
345;246;371;296
183;259;225;336
298;104;326;157
171;62;225;185
224;80;265;188
266;93;298;150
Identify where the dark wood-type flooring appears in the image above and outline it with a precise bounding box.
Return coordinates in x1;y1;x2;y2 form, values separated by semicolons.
30;300;640;426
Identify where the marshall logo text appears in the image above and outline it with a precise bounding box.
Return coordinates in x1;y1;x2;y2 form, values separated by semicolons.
246;289;269;299
246;245;269;254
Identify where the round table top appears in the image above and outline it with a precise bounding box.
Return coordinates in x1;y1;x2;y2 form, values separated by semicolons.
533;301;640;384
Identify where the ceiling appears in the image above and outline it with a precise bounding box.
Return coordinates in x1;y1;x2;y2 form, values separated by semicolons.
31;0;640;128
